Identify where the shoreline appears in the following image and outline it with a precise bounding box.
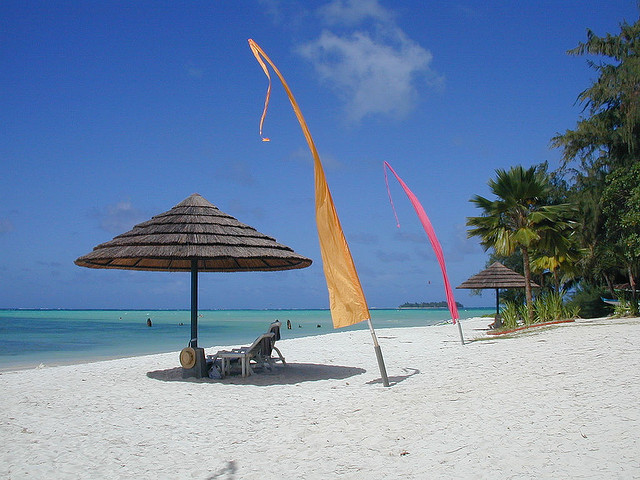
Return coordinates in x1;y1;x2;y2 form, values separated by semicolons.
0;308;493;371
0;317;468;374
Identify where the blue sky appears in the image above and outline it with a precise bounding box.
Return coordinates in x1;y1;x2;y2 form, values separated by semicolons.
1;1;637;310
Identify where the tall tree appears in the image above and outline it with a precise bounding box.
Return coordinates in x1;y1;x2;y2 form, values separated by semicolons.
601;163;640;302
552;18;640;169
467;166;571;323
552;17;640;304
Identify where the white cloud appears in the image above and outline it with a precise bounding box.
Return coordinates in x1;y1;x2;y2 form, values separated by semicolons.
298;0;442;123
258;0;309;28
318;0;393;26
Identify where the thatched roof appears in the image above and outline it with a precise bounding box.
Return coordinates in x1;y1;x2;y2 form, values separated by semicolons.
75;193;312;272
456;262;539;289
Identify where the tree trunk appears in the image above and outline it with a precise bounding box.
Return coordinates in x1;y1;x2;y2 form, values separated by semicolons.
522;246;535;323
627;264;638;315
604;273;616;299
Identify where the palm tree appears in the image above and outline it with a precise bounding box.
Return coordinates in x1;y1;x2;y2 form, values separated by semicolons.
467;165;572;323
530;227;582;294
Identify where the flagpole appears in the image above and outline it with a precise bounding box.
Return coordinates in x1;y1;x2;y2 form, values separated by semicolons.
367;318;389;387
248;40;391;386
456;318;465;345
383;161;466;347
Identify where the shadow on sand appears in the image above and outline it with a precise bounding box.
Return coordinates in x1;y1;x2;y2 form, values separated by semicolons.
147;362;366;386
366;367;421;387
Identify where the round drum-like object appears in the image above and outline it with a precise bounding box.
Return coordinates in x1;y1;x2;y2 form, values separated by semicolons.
180;347;196;369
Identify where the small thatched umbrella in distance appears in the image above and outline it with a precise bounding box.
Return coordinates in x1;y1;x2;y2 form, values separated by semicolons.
456;262;540;320
75;193;312;376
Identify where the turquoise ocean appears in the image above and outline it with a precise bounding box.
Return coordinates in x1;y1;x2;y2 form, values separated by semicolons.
0;308;491;370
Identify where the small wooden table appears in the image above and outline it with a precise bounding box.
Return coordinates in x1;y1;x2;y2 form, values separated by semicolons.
217;351;252;378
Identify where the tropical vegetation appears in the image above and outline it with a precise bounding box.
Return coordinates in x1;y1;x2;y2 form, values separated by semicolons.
467;165;573;323
468;16;640;324
500;292;580;329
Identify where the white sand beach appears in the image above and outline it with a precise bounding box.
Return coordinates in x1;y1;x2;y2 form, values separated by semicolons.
1;316;639;479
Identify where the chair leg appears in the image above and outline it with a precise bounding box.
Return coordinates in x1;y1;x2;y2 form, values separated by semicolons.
273;346;286;365
265;356;274;369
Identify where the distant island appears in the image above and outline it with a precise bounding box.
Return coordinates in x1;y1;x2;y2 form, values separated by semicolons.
399;301;464;309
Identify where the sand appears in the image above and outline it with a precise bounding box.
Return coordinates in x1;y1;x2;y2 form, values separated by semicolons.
1;316;639;479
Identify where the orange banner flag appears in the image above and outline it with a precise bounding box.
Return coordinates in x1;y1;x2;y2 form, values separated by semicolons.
248;39;369;328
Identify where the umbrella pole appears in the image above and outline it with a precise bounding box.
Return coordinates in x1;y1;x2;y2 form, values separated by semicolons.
496;288;499;316
190;259;198;348
366;318;390;387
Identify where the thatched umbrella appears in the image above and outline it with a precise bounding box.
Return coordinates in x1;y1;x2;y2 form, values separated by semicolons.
75;193;312;375
456;262;539;317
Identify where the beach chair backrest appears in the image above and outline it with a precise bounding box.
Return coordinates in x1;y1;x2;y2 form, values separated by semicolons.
259;333;275;356
246;332;275;357
267;321;281;341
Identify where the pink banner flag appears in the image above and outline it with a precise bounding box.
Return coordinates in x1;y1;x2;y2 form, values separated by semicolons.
384;161;459;323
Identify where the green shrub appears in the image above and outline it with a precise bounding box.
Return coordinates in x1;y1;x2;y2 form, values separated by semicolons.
500;293;581;329
566;303;581;319
534;292;566;323
501;301;521;329
535;291;581;322
519;303;531;325
613;297;640;317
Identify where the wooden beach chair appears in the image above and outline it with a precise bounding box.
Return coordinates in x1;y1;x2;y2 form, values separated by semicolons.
208;332;274;378
231;322;287;372
207;321;286;378
264;321;286;367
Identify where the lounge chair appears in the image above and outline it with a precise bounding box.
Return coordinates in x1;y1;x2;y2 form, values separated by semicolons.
206;321;287;378
264;321;286;367
230;321;286;371
211;333;273;378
